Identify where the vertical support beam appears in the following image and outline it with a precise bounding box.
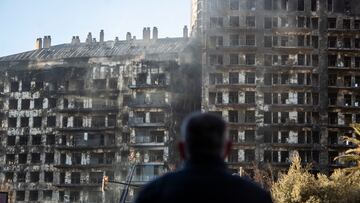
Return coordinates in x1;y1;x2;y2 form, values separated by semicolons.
318;0;329;173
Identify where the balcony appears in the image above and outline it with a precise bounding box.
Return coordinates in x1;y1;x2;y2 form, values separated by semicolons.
55;183;101;188
328;140;356;149
327;122;352;129
272;45;314;52
57;126;116;132
258;84;317;92
55;144;117;151
129;100;170;109
128;82;168;90
265;120;314;128
328;103;360;111
232;141;256;147
268;104;318;112
129;117;165;128
328;85;360;90
328;46;360;53
327;28;360;34
54;163;114;169
57;88;119;96
57;106;119;113
132;138;165;147
272;27;313;34
269;143;321;149
213;45;258;52
211;26;258;33
214;103;256;108
227;122;256;127
213;83;256;90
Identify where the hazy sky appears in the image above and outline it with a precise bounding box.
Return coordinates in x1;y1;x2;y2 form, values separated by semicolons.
0;0;191;57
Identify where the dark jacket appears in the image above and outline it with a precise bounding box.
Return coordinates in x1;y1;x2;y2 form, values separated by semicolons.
135;158;273;203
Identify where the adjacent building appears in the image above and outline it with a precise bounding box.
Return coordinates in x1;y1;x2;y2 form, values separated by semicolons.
0;27;200;202
194;0;360;174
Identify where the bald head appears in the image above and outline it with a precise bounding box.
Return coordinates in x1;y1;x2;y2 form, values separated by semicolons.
180;112;228;160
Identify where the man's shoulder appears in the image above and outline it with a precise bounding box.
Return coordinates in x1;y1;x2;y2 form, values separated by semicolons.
143;170;185;188
134;171;184;203
138;171;182;190
136;170;273;203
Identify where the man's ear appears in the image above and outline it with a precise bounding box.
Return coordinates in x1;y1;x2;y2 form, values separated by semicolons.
223;140;233;159
178;141;186;160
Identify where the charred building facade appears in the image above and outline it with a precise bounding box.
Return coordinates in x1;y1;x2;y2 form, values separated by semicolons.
194;0;360;174
0;28;200;202
2;0;360;202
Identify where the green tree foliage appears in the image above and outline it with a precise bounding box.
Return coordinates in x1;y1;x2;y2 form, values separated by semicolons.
271;154;360;203
335;124;360;170
271;126;360;203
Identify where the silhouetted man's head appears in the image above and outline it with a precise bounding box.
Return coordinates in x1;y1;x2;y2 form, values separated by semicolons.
179;112;231;161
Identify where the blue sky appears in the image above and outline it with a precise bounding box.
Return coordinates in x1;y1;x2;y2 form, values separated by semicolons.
0;0;191;57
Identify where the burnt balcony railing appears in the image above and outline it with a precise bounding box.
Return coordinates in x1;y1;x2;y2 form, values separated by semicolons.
56;141;117;150
54;162;114;169
134;136;164;144
58;88;119;95
57;125;116;131
55;182;101;188
128;82;169;89
129;99;169;108
129;117;165;127
58;106;119;113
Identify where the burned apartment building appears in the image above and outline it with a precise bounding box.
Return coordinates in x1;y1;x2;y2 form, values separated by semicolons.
0;27;200;202
193;0;360;174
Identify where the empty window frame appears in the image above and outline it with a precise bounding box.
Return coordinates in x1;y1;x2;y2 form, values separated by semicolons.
246;16;256;27
230;0;240;10
228;111;239;123
245;72;256;84
298;0;304;11
21;99;30;110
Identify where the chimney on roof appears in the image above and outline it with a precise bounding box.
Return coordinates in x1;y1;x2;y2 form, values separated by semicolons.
183;26;189;39
126;32;132;41
93;38;97;43
86;32;92;44
147;27;151;40
115;37;119;42
71;36;76;44
143;27;151;41
133;36;136;40
35;38;42;49
76;36;80;44
143;28;147;41
43;36;51;48
100;30;104;43
71;36;81;45
153;27;158;40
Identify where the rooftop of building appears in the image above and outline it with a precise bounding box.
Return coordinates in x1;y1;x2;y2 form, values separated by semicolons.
0;37;189;62
0;26;191;62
